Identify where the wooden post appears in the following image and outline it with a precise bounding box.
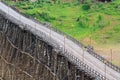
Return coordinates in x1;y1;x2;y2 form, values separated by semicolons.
82;48;84;63
90;27;92;46
90;35;92;46
34;17;37;31
19;11;21;24
50;26;51;40
64;35;66;53
119;60;120;67
110;49;113;63
104;60;107;80
8;6;9;14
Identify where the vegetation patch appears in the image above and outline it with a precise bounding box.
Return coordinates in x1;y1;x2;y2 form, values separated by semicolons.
5;0;120;67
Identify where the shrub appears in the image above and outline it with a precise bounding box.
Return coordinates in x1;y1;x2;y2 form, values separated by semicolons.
82;4;90;10
77;15;89;28
92;15;106;31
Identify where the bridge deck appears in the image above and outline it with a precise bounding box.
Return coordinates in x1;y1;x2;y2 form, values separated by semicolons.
0;2;120;80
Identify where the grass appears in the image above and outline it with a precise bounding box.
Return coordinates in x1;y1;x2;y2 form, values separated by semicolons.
6;0;120;66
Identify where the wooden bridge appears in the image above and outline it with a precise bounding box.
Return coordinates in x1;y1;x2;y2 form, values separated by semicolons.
0;1;120;80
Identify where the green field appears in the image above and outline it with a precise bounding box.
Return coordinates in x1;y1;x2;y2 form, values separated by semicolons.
6;0;120;66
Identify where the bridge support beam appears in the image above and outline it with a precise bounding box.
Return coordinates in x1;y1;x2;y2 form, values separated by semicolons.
0;15;95;80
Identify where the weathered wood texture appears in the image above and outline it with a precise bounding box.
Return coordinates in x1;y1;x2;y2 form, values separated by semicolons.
0;15;94;80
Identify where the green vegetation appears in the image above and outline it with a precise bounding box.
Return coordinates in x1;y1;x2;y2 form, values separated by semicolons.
6;0;120;46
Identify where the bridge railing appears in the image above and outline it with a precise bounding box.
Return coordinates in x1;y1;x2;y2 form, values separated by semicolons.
61;49;107;79
86;47;120;73
1;0;120;73
62;50;107;79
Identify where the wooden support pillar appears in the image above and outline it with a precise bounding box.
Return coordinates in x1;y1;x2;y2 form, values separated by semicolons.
81;72;84;80
53;52;58;74
67;61;71;80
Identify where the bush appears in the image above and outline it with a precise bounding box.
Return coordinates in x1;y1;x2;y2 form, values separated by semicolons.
82;4;90;10
77;15;89;28
92;15;106;31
